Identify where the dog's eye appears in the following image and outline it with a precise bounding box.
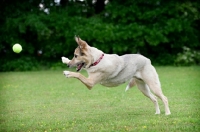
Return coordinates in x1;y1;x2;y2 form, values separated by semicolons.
74;55;78;58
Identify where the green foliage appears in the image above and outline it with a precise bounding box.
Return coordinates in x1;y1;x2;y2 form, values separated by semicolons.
1;57;39;71
0;0;199;71
104;1;199;53
175;46;200;66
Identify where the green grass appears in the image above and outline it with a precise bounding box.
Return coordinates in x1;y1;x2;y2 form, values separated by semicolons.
0;67;200;132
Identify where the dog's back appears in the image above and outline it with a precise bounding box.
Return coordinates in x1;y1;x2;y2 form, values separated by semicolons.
98;54;150;87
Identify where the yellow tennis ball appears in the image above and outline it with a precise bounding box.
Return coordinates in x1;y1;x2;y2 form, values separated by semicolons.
13;44;22;53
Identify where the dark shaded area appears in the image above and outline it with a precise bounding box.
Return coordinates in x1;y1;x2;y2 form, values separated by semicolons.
0;0;199;71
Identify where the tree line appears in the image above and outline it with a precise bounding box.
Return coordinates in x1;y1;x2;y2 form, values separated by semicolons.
0;0;199;71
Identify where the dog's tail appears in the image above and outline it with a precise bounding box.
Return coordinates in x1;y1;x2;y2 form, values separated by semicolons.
125;85;130;92
125;78;136;92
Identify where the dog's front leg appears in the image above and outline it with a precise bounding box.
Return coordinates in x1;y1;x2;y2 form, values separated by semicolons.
62;57;70;65
63;71;95;90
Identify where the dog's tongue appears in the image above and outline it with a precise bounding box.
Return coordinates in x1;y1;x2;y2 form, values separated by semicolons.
77;63;83;71
77;65;81;71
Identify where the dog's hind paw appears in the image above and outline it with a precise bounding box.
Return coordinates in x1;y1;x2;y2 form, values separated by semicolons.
62;57;70;64
155;112;160;115
165;112;171;116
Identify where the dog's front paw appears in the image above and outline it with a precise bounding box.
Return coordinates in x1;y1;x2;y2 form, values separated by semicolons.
62;57;70;64
63;71;71;78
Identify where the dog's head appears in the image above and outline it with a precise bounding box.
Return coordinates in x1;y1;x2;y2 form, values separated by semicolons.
68;36;93;71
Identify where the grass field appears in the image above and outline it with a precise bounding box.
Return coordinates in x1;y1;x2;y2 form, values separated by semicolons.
0;66;200;132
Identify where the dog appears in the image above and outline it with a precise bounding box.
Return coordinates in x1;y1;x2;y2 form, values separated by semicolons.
61;36;171;115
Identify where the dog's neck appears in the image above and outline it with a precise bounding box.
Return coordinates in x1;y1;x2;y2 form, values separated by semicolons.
90;54;104;67
89;47;104;67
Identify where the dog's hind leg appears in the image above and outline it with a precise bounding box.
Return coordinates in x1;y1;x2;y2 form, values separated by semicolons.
125;78;136;92
135;79;161;115
145;79;171;115
142;65;171;115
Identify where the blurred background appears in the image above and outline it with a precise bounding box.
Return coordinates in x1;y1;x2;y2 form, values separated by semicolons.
0;0;199;71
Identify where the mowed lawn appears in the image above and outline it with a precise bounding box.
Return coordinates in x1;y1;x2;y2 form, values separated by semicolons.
0;67;200;132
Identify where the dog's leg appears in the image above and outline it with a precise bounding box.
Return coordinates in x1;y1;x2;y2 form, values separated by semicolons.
125;78;136;92
135;79;161;115
63;71;99;90
142;65;171;115
62;57;70;64
146;80;171;115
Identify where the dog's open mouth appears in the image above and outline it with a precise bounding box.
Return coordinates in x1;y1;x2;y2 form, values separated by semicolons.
76;62;85;72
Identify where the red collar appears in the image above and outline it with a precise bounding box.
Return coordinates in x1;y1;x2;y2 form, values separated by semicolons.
90;54;104;67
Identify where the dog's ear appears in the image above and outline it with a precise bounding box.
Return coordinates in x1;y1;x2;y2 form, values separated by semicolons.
75;35;80;44
75;35;87;49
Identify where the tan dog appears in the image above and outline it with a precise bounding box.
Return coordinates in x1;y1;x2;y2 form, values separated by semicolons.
62;36;171;115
